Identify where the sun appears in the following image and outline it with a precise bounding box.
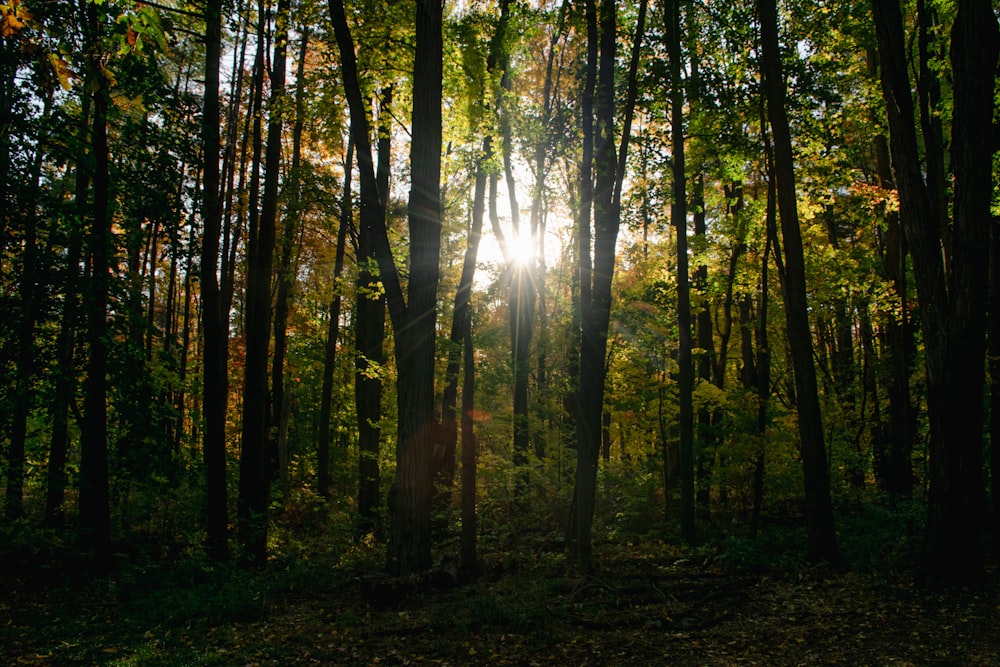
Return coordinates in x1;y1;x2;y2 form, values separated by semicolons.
508;229;535;267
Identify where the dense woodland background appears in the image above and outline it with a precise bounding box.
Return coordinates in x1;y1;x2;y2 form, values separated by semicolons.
2;0;1000;658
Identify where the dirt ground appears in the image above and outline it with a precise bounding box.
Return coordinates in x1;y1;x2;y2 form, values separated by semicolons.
4;542;999;666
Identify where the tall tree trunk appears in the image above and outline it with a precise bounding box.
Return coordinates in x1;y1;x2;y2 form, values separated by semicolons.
239;0;291;564
318;139;352;501
749;205;774;536
200;0;230;562
80;0;112;566
483;0;532;492
330;0;444;575
439;0;509;504
665;0;695;544
47;137;88;527
220;5;250;322
531;0;570;464
991;218;1000;559
871;0;997;580
824;214;863;489
572;0;643;569
439;148;488;503
356;88;391;536
937;0;997;577
270;28;311;503
759;0;838;563
571;0;598;569
865;46;915;498
749;126;777;537
460;326;478;579
386;0;445;575
693;176;715;511
6;91;49;520
329;0;391;538
174;223;196;453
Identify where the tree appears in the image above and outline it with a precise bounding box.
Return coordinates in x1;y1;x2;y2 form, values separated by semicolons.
758;0;838;564
459;326;478;578
79;0;113;566
572;0;643;569
665;0;695;543
866;46;915;499
330;0;445;574
46;109;88;528
4;81;49;520
239;0;291;564
317;140;352;501
871;0;998;580
200;0;230;563
437;3;503;518
385;0;445;574
356;89;391;536
271;25;313;503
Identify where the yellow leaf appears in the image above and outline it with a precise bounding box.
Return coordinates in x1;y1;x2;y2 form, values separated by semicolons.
47;53;72;90
0;0;32;37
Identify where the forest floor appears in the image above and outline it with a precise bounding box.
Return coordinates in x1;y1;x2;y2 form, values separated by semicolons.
3;534;999;666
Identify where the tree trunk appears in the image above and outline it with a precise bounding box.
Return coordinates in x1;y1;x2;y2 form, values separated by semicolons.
200;0;230;562
47;142;87;527
318;139;352;500
386;0;445;575
864;47;915;498
693;176;715;512
80;0;112;566
759;0;838;563
6;91;48;520
439;1;509;506
991;218;1000;559
239;0;291;564
871;0;997;580
571;0;599;571
270;28;311;504
460;327;478;579
573;0;643;569
440;147;488;505
356;91;390;535
665;0;695;544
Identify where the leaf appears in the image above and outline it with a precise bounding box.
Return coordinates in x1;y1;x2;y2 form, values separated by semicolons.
47;53;72;90
0;0;32;37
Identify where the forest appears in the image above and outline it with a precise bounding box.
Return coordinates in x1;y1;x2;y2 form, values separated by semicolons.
1;0;999;662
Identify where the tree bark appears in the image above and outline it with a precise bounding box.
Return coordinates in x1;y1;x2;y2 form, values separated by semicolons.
270;28;311;504
199;0;230;562
239;0;291;564
80;0;112;567
572;0;643;569
330;0;444;574
571;0;599;571
439;145;488;505
318;139;352;501
47;123;88;527
864;46;915;498
356;88;391;536
664;0;695;544
871;0;997;580
6;91;49;520
991;217;1000;559
385;0;445;575
460;326;478;579
758;0;839;563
